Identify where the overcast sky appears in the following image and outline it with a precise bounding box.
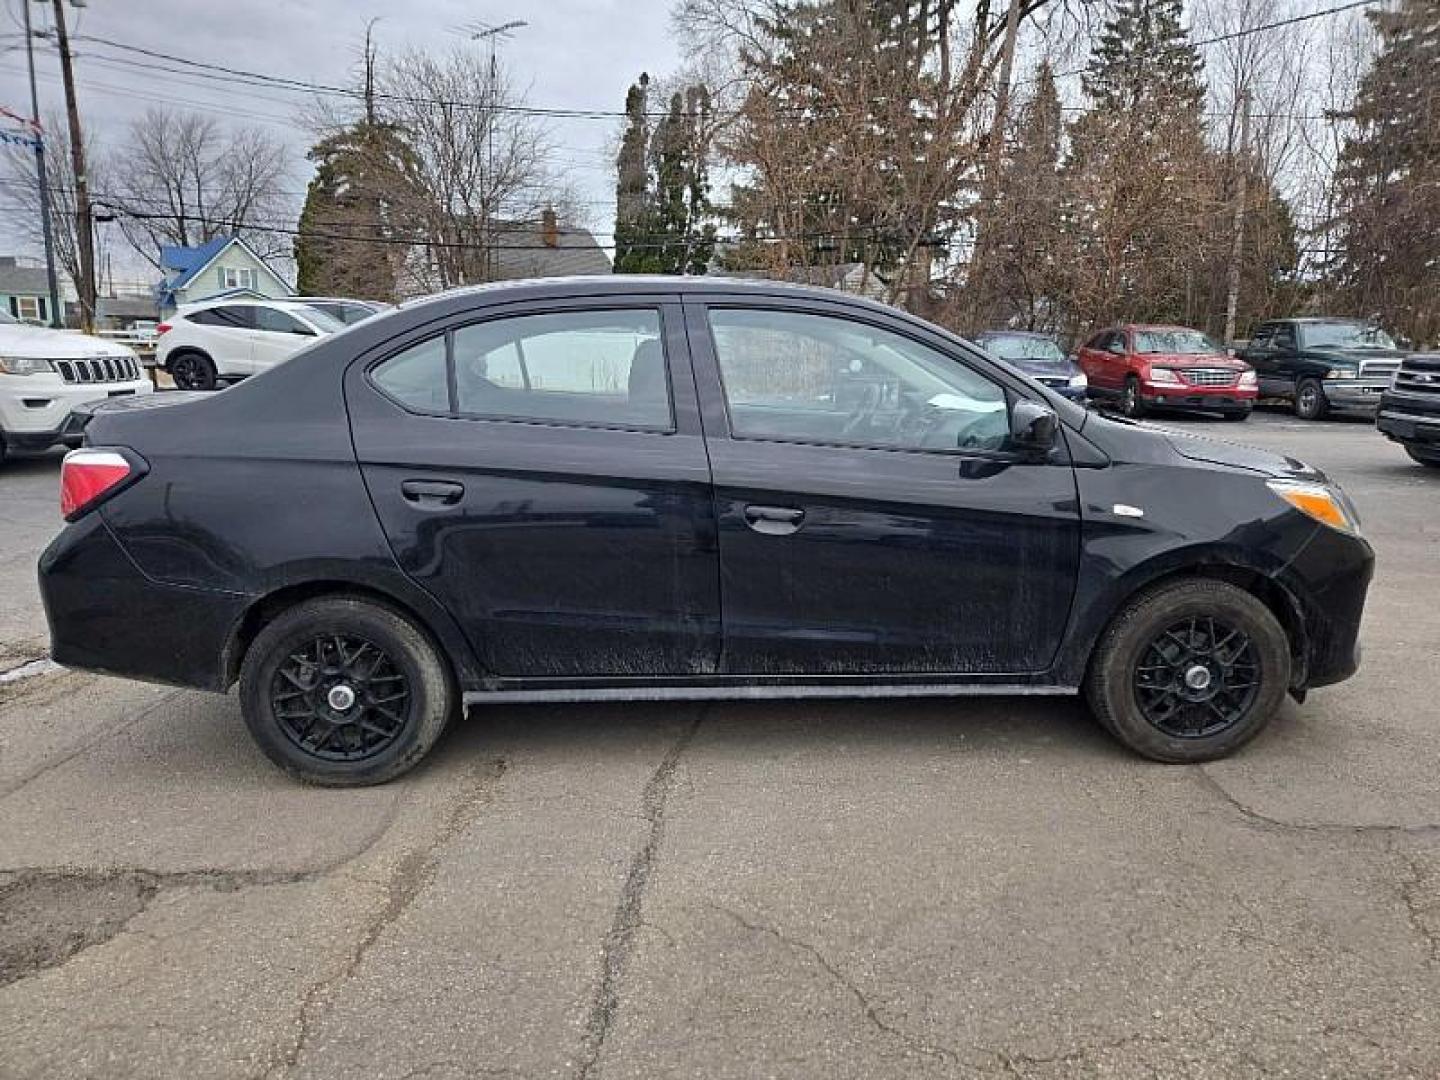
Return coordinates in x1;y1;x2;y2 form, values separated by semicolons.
0;0;680;288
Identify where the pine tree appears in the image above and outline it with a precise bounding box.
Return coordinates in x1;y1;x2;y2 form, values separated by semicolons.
1062;0;1217;331
613;75;717;275
1327;0;1440;345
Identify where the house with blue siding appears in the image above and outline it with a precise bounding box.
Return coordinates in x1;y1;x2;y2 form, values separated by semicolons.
155;237;291;315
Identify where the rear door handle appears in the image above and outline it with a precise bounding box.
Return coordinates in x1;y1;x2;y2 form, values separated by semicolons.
743;504;805;536
401;479;465;507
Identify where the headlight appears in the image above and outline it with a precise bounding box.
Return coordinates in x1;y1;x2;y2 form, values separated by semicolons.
1238;369;1258;389
0;356;54;376
1266;479;1361;535
1068;372;1088;389
1148;367;1183;386
1325;368;1358;380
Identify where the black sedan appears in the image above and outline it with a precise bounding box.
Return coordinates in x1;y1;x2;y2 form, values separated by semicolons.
40;277;1373;785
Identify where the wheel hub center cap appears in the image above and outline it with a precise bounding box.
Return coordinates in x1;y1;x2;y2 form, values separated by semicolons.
327;684;357;711
1184;665;1213;692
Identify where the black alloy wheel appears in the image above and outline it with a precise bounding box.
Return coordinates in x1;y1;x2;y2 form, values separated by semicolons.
1133;616;1260;738
239;596;455;785
169;352;217;391
270;634;411;762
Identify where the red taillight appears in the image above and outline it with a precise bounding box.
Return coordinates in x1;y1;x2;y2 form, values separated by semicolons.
155;322;172;335
60;449;136;520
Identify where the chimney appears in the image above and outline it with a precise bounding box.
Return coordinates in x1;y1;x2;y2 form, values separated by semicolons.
541;208;558;248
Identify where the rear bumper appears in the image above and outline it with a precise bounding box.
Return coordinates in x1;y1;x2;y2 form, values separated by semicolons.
39;514;247;691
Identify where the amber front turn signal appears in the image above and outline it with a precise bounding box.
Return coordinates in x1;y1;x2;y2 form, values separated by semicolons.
1266;480;1359;535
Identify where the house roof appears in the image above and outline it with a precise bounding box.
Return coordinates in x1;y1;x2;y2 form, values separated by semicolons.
0;256;50;296
490;222;611;281
158;237;237;293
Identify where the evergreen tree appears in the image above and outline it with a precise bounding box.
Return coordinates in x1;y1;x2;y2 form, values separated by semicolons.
1062;0;1217;331
612;75;716;274
1326;0;1440;345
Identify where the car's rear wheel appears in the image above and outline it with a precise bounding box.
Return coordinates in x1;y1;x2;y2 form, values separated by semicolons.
1294;378;1328;421
1120;376;1147;419
1405;445;1440;469
238;596;455;786
169;351;217;391
1085;579;1291;763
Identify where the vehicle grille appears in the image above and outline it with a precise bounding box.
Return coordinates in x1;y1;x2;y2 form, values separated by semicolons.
1180;368;1237;387
1394;359;1440;396
52;356;141;384
1358;359;1401;381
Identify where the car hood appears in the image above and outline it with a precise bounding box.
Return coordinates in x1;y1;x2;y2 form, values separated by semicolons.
0;323;136;360
1161;428;1322;480
1307;346;1412;366
1009;356;1080;377
1142;352;1246;368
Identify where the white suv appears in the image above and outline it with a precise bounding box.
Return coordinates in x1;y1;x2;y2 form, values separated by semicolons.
156;299;346;390
0;309;150;465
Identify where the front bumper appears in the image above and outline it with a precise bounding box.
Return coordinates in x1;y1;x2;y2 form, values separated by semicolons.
1278;523;1375;689
1;376;152;449
1377;393;1440;446
1323;381;1389;411
39;513;248;691
1141;386;1256;413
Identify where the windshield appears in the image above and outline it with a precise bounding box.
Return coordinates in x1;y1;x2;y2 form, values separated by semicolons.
293;305;348;334
983;334;1067;363
1299;321;1397;351
1134;329;1224;355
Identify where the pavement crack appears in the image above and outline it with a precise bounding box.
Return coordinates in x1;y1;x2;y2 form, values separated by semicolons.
1388;836;1440;967
711;902;966;1069
983;1032;1179;1077
575;713;703;1080
1193;765;1440;837
262;757;508;1080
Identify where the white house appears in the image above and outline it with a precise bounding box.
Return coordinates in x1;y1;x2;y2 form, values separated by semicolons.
155;236;291;315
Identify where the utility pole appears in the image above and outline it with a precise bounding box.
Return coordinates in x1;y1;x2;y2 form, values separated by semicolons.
1223;87;1252;346
969;0;1024;327
22;2;61;328
50;0;96;331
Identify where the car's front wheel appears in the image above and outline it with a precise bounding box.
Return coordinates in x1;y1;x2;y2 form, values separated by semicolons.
1294;378;1328;421
1085;578;1291;763
168;351;217;391
238;596;456;785
1120;376;1147;419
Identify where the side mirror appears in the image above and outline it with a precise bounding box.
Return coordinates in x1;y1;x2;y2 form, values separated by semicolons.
1010;398;1058;459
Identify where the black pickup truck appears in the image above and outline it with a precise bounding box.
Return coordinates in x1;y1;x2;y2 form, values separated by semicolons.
1377;353;1440;468
1241;318;1406;421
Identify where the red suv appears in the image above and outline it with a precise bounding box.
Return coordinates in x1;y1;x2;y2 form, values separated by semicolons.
1078;324;1258;421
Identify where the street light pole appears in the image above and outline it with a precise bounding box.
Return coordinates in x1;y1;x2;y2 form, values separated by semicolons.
22;2;61;328
50;0;96;331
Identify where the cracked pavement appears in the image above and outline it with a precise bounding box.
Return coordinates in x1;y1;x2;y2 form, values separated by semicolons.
2;412;1439;1078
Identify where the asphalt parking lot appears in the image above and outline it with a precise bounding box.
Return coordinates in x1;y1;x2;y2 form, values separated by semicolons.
2;407;1438;1079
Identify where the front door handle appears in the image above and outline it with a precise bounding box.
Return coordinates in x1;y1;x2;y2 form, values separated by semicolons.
401;479;465;507
743;504;805;536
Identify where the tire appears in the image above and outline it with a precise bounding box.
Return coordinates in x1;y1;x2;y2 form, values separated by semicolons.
1085;578;1291;763
238;596;456;786
1120;376;1147;419
1406;445;1440;469
168;351;217;391
1222;409;1252;422
0;433;7;467
1294;378;1328;421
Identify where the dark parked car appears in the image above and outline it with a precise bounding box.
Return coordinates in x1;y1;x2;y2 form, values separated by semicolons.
1377;352;1440;467
971;330;1088;401
1076;324;1257;420
1241;318;1405;420
41;277;1373;785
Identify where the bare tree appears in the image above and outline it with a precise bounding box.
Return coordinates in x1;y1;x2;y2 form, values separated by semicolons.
376;45;573;292
106;107;292;267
